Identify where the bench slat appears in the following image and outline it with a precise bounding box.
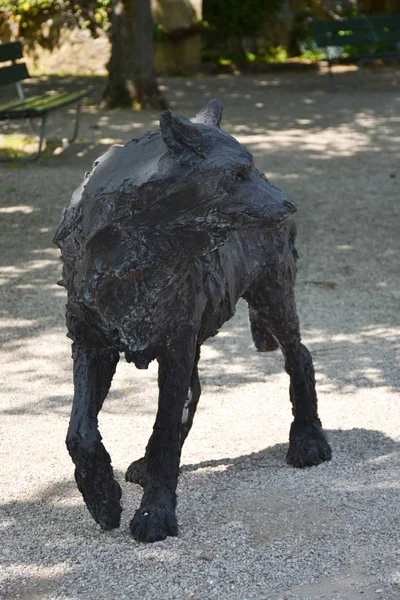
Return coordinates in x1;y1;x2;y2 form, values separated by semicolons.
0;63;30;86
0;42;23;63
0;91;87;119
337;50;400;62
314;16;400;35
315;29;400;47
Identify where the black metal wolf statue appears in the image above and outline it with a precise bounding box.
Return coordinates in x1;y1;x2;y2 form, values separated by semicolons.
54;100;331;543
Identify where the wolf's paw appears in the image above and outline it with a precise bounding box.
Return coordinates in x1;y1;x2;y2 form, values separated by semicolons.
125;457;147;487
286;423;332;468
130;506;178;543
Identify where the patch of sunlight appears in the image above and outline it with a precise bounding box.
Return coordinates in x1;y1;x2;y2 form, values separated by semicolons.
98;137;121;144
298;329;329;344
15;283;60;289
361;367;385;383
4;259;57;272
197;463;234;474
360;326;400;340
109;123;141;133
86;106;115;115
52;144;65;156
5;563;73;581
0;319;38;328
0;132;38;155
235;124;371;158
304;326;400;346
0;205;37;214
257;79;280;87
267;172;301;180
0;258;58;281
31;248;59;256
200;346;221;361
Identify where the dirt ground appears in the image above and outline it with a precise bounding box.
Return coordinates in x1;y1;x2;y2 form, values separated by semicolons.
1;69;400;600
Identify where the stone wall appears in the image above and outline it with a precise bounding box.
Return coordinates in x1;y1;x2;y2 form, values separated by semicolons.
152;0;203;75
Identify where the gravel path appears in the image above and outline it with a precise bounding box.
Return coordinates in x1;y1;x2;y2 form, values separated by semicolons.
1;71;400;600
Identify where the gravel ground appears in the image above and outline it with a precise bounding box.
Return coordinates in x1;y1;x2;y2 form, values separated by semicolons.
1;70;400;600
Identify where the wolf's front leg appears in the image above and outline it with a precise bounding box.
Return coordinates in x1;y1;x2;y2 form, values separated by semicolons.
129;337;197;542
245;226;331;468
66;344;122;530
125;345;202;489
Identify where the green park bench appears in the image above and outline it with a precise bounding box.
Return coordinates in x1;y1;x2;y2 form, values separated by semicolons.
0;41;87;160
313;15;400;88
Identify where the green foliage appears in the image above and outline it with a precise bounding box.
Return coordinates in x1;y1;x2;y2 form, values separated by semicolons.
153;24;168;42
202;46;289;66
298;38;326;61
203;0;283;41
263;45;288;63
0;133;38;160
293;0;364;58
0;0;111;49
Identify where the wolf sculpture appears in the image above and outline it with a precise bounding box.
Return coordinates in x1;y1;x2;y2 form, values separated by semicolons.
54;100;331;543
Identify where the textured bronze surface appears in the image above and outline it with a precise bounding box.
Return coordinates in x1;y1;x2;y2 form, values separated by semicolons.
54;100;331;542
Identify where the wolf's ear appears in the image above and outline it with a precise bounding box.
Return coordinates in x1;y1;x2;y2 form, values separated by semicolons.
160;110;209;163
192;99;223;128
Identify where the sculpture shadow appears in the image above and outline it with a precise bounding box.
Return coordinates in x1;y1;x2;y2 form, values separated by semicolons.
180;427;399;474
1;427;399;599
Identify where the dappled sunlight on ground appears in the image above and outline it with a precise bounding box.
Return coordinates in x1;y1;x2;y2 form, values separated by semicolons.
236;126;372;158
1;72;400;599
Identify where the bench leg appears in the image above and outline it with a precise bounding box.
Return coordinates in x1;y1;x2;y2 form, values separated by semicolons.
328;61;337;91
356;60;364;88
32;114;48;161
33;100;81;148
1;99;83;162
26;114;48;161
0;114;47;162
68;100;82;143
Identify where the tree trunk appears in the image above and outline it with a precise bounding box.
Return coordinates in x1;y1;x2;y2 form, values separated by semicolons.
102;0;167;110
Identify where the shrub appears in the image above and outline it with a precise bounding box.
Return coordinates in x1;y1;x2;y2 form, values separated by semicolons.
0;0;110;49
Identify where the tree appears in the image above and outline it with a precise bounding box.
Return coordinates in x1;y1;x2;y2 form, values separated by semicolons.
102;0;167;109
0;0;166;110
0;1;110;50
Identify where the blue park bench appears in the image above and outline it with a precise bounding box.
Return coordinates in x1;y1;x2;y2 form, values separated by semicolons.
0;41;87;161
